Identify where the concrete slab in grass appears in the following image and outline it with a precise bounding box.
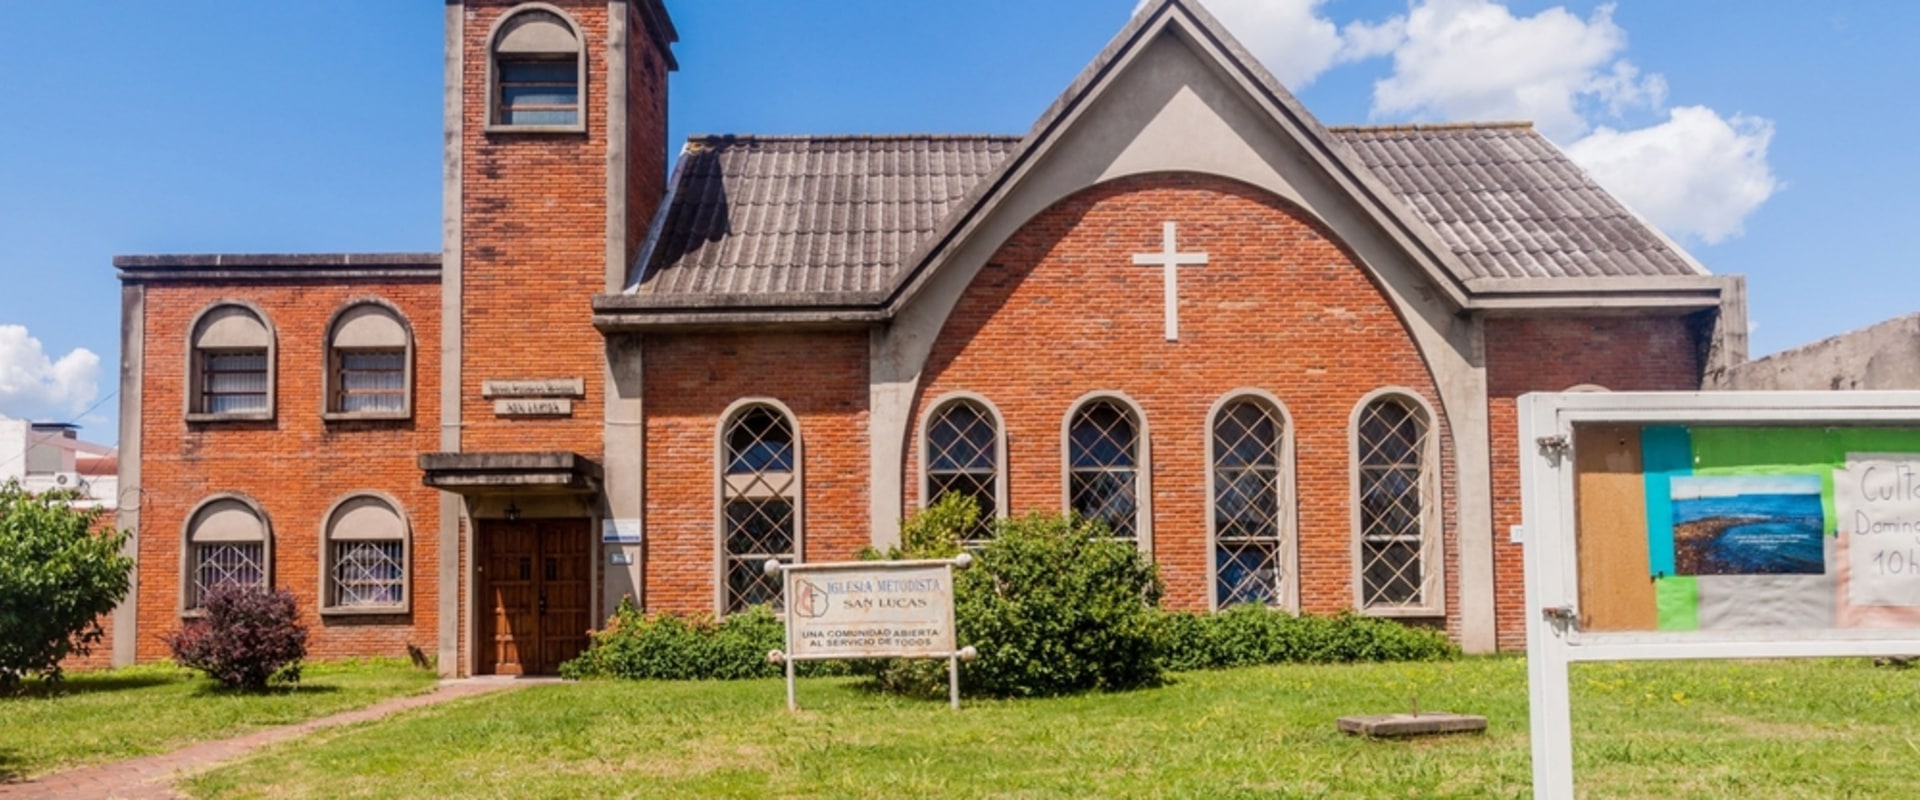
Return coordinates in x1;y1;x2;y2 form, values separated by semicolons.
1337;712;1487;738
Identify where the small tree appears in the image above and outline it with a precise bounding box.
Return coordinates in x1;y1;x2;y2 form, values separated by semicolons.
0;480;133;689
167;586;309;691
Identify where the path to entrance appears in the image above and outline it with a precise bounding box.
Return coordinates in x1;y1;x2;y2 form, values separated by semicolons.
0;676;548;800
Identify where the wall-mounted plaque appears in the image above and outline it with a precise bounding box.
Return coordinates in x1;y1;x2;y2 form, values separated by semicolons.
494;398;572;416
482;378;585;398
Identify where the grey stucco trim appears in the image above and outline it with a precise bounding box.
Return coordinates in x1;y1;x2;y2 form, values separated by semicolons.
1704;274;1750;381
601;2;645;619
438;1;465;678
112;284;143;667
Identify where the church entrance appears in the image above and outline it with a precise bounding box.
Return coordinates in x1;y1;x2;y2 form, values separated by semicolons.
477;519;592;675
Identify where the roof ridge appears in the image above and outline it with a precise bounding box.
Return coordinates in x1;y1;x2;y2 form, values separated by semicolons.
1327;121;1534;134
685;133;1022;145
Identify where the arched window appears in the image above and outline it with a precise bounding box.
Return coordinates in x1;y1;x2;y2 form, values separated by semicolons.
325;302;412;418
488;5;586;130
1065;396;1147;543
921;395;1003;543
321;494;409;614
187;303;274;419
1210;394;1291;609
1353;392;1438;613
720;402;799;613
181;495;271;612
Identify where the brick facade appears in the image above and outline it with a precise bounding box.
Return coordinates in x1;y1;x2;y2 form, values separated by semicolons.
908;174;1459;625
131;279;442;662
641;332;871;614
1484;316;1705;648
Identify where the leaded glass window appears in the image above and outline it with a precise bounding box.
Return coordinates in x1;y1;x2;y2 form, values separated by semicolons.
1356;396;1432;610
1213;398;1285;607
1068;399;1141;540
201;352;269;414
924;398;999;543
722;405;798;613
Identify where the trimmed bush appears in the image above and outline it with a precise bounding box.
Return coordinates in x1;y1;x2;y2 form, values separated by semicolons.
167;586;309;691
561;600;839;681
955;513;1164;697
1156;604;1458;671
0;480;133;689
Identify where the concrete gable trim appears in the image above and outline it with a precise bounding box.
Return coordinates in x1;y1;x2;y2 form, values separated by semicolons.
881;0;1475;318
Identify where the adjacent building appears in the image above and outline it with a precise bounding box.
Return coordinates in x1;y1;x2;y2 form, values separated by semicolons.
111;0;1746;675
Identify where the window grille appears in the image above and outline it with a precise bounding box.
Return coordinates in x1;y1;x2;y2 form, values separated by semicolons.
1068;400;1140;540
201;352;269;414
330;541;405;608
722;406;798;613
1213;398;1284;607
925;399;998;543
498;59;579;126
1356;397;1431;609
336;350;406;413
191;542;265;607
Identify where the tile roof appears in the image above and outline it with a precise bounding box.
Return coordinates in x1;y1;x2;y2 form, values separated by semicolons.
631;123;1702;305
635;135;1020;303
1331;122;1703;281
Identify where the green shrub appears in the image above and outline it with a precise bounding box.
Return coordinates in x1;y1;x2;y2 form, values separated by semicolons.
561;600;840;681
1156;605;1457;670
0;481;133;689
955;513;1164;697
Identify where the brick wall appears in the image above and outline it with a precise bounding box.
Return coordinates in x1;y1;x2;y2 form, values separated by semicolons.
1484;315;1703;649
910;174;1457;624
133;279;442;663
461;0;611;456
641;332;871;614
625;1;671;267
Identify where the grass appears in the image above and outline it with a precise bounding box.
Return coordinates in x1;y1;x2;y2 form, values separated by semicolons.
181;658;1920;799
0;659;439;782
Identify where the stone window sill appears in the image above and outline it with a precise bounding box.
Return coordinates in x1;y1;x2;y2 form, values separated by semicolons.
1360;604;1445;619
484;122;585;135
322;411;412;423
320;604;411;618
186;411;273;424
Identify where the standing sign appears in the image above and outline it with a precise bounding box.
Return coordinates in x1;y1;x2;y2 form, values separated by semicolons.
764;556;979;710
1519;391;1920;800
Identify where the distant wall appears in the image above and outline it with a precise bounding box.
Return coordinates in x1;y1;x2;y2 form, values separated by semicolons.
1713;313;1920;391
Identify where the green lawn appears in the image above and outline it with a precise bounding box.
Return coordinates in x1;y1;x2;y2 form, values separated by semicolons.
182;658;1920;799
0;659;438;782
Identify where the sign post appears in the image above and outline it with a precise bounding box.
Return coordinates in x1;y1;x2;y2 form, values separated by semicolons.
1519;390;1920;798
762;555;979;710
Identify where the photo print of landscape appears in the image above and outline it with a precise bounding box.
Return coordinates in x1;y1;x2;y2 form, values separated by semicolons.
1670;474;1826;576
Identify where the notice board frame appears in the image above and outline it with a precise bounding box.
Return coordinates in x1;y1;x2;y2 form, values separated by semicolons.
1518;390;1920;799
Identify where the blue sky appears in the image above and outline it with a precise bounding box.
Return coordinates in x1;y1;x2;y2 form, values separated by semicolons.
2;0;1916;443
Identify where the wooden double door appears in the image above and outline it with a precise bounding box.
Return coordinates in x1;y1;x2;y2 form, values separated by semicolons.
478;519;592;675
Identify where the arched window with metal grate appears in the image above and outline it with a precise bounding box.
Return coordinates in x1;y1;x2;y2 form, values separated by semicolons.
1064;395;1148;545
921;395;1004;544
719;401;800;613
1352;391;1440;614
1210;393;1292;609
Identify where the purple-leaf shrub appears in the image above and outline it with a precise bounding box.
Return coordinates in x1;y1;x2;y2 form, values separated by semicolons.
166;586;309;691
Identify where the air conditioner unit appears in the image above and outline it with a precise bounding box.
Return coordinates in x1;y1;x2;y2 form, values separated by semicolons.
52;471;86;489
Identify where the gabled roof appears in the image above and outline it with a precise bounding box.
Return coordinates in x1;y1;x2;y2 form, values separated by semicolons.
598;0;1720;329
631;135;1018;305
1336;123;1705;281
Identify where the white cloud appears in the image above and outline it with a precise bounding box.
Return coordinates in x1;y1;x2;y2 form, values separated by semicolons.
0;325;101;420
1190;0;1344;88
1565;107;1780;244
1369;0;1663;141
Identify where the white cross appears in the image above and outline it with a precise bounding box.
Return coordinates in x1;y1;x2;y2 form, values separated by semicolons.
1131;221;1209;341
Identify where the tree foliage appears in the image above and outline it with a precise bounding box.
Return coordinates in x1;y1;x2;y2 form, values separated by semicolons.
0;480;133;689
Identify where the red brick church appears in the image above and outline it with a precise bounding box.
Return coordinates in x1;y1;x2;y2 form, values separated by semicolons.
108;0;1744;674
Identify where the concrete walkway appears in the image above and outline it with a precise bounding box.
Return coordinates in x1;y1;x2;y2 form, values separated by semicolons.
0;677;547;800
